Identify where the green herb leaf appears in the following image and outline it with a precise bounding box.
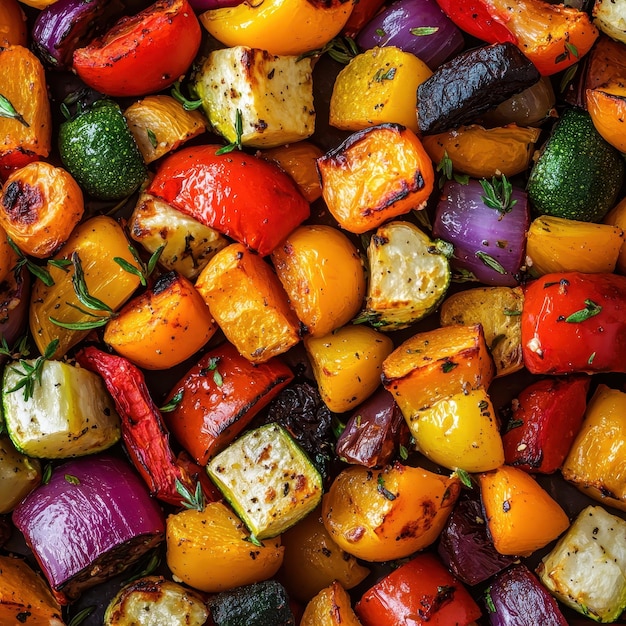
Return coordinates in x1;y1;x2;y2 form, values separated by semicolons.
160;390;184;413
215;109;244;155
49;316;111;331
299;36;359;65
503;308;522;316
375;28;386;37
373;67;396;82
171;80;203;111
377;475;397;500
147;128;158;149
64;473;80;485
484;588;496;613
122;550;161;585
7;237;54;286
441;360;458;373
244;533;264;547
454;468;473;488
114;256;145;285
68;606;96;626
0;335;29;360
479;174;517;214
505;418;524;433
71;252;113;312
0;93;29;127
47;258;72;272
588;352;596;365
41;463;52;485
565;299;602;323
410;26;439;36
175;477;205;511
399;444;409;461
560;63;578;92
8;338;59;401
565;41;579;58
476;251;506;274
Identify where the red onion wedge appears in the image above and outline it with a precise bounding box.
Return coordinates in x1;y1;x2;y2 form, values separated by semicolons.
32;0;125;70
12;455;165;605
433;179;530;286
356;0;464;70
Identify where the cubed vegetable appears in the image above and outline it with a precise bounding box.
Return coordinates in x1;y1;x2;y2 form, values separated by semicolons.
0;435;41;513
301;581;362;626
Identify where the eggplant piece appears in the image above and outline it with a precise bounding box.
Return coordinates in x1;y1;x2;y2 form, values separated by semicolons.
417;42;541;134
0;266;29;368
486;564;568;626
335;387;410;468
12;455;165;604
437;494;516;585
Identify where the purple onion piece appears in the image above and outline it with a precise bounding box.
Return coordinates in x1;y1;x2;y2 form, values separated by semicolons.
486;564;568;625
32;0;125;70
432;179;530;286
356;0;464;70
336;387;410;468
0;266;29;366
188;0;245;9
12;455;165;604
438;495;516;586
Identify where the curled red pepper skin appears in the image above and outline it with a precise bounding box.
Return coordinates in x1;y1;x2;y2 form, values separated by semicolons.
521;272;626;375
75;346;194;507
147;145;310;257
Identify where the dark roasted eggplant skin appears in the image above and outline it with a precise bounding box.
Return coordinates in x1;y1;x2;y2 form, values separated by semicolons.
335;387;410;468
437;494;516;585
32;0;125;70
486;564;569;625
417;42;541;134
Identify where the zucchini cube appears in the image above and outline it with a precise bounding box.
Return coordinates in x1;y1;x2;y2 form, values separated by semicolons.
537;505;626;622
196;46;315;148
207;423;323;540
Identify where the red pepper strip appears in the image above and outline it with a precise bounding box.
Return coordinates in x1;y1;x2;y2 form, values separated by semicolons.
76;346;194;507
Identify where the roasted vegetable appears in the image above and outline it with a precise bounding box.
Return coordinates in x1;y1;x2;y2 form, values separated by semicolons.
438;494;516;586
73;0;201;97
305;324;394;413
147;145;310;257
104;576;208;626
562;384;626;512
278;507;370;604
76;346;196;507
604;196;626;274
0;45;52;178
360;220;450;330
479;465;570;557
195;243;301;363
521;272;626;375
196;46;315;148
0;0;27;47
271;224;366;338
12;455;165;604
329;46;432;133
163;342;294;465
486;564;568;626
526;215;624;276
593;0;626;44
502;376;590;474
129;192;229;281
0;435;41;514
166;501;284;593
103;271;217;370
209;580;295;626
321;462;460;561
0;555;64;625
527;107;624;223
382;324;495;418
355;552;482;625
2;358;121;458
301;581;362;626
439;285;524;378
335;387;409;469
199;0;354;56
58;98;147;201
124;95;207;164
0;161;84;258
537;505;626;622
317;123;435;234
587;81;626;153
207;423;323;539
417;42;541;134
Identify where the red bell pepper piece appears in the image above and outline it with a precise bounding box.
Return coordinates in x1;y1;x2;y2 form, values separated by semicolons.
502;375;590;473
72;0;201;97
435;0;598;76
147;145;310;257
162;341;294;465
521;272;626;375
75;346;195;507
342;0;386;38
355;552;482;625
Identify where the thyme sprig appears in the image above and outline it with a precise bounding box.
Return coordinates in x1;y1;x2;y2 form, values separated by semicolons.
114;244;164;287
565;299;602;323
479;174;517;214
7;237;54;286
7;338;59;401
298;36;359;64
215;109;243;155
171;80;203;111
175;478;205;511
436;151;469;189
0;335;30;360
0;93;29;127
